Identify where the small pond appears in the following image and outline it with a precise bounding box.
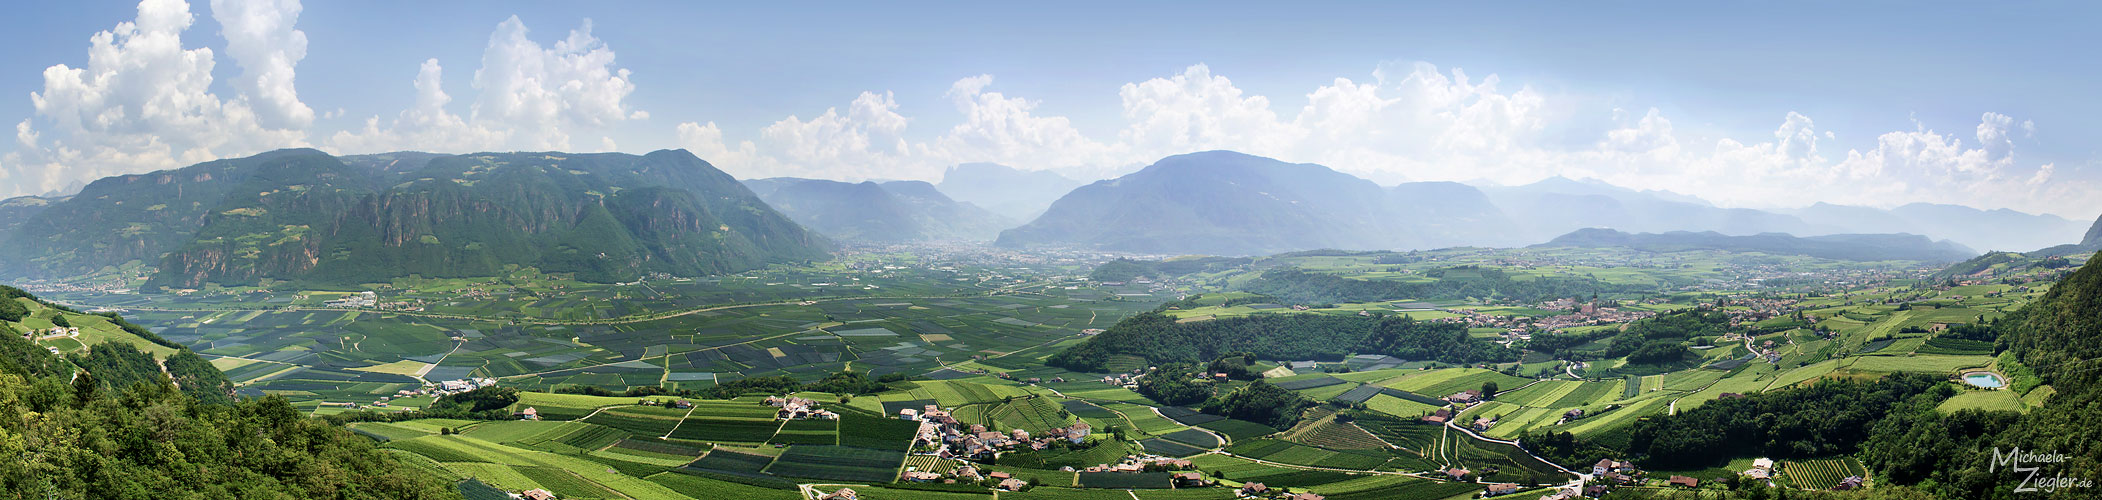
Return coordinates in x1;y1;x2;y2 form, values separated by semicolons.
1961;372;2006;389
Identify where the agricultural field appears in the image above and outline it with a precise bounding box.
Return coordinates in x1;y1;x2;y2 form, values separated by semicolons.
18;243;2041;498
1782;458;1870;490
45;258;1159;412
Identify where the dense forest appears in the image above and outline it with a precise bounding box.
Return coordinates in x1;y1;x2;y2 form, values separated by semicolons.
1624;373;1951;466
0;287;457;499
1134;363;1216;406
1243;267;1650;305
1048;310;1514;371
1200;381;1313;429
1606;308;1732;360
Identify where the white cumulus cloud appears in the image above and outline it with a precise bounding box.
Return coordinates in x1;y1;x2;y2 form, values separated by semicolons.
211;0;313;129
3;0;310;198
328;16;640;154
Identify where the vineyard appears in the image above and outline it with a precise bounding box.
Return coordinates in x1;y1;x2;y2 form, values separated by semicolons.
1917;337;1995;355
1783;458;1868;489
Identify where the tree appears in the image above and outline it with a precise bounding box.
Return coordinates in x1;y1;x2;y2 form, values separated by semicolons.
1200;381;1313;429
71;369;98;406
1481;381;1500;398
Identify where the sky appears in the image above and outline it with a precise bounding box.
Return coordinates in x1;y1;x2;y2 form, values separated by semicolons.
0;1;2097;219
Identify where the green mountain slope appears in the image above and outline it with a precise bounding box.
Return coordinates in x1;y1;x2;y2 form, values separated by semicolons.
2;148;831;287
995;151;1410;255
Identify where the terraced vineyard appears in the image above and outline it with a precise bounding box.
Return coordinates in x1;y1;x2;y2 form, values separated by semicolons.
1783;458;1869;490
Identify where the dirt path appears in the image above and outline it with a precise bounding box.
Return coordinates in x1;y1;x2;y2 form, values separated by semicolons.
1149;405;1229;446
414;340;466;382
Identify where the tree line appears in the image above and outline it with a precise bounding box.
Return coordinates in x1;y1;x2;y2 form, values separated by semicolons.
1049;309;1514;372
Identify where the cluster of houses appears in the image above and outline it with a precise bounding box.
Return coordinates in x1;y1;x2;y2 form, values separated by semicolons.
762;395;838;420
900;449;1198;493
815;486;859;499
1081;455;1190;474
897;463;1038;491
902;402;1094;460
1583;459;1646;496
21;326;74;354
1743;457;1777;481
324;291;379;308
1235;482;1324;499
25;325;78;340
317;291;425;311
1591;458;1641;482
1098;370;1144;389
353;377;501;409
434;377;500;394
1418;398;1499;431
507;488;555;500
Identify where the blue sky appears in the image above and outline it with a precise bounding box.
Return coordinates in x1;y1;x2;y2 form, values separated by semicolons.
1;1;2096;219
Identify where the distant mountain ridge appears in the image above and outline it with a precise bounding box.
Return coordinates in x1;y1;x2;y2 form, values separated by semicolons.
2029;214;2102;257
742;177;1014;242
936;163;1083;221
1536;228;1977;262
995;150;2079;256
1789;202;2086;252
0;195;62;236
996;151;1405;255
2;148;831;287
1479;176;1818;246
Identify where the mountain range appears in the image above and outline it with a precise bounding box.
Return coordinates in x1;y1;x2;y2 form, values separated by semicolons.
1536;228;1977;262
742;177;1013;242
5;148;2086;280
0;148;830;288
995;150;2087;257
1789;202;2088;253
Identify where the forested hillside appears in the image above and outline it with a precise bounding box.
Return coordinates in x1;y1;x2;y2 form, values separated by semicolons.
1049;309;1514;371
2;148;831;287
0;286;455;499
